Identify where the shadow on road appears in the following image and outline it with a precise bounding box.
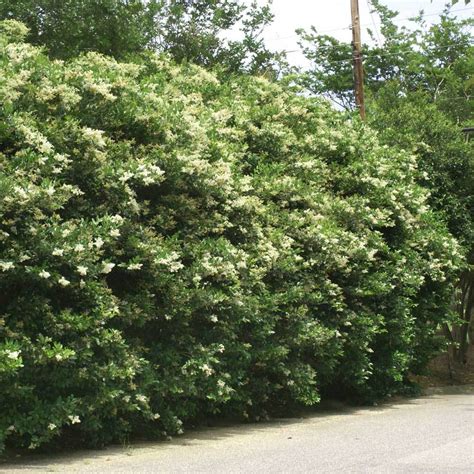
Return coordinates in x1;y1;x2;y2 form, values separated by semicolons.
2;384;473;472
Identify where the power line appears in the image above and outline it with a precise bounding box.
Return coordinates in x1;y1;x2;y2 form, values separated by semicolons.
266;6;473;43
284;44;471;63
318;91;472;103
269;26;352;41
366;0;382;46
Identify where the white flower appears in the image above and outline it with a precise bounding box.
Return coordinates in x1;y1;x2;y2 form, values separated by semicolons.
156;251;184;273
101;262;115;274
38;141;53;154
52;248;64;256
48;423;57;430
153;413;160;420
58;276;70;287
74;244;85;253
6;350;21;359
110;214;124;224
39;270;51;279
54;153;69;163
55;354;63;361
79;279;86;288
127;263;142;271
201;364;214;377
136;394;148;403
82;127;106;148
209;315;218;323
93;237;104;249
0;261;14;272
217;380;226;388
87;82;116;101
76;265;88;276
68;415;81;424
110;228;120;237
45;186;55;196
119;171;134;184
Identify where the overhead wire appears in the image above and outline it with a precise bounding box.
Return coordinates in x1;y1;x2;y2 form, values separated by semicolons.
278;6;472;108
266;6;473;43
283;44;469;62
366;0;383;46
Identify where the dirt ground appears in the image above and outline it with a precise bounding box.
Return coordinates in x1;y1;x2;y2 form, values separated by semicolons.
410;345;474;388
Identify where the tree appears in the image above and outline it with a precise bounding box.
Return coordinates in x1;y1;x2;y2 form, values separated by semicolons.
370;90;473;365
154;0;285;75
297;1;473;123
0;0;284;75
0;0;161;60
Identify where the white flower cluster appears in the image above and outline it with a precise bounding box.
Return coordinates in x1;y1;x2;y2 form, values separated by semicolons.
0;261;14;272
4;349;21;359
68;415;81;424
155;251;184;273
201;364;214;377
82;127;107;148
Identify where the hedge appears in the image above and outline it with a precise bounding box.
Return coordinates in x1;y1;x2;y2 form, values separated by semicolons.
0;20;461;452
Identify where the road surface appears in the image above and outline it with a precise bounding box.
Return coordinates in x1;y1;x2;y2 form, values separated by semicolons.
2;385;473;473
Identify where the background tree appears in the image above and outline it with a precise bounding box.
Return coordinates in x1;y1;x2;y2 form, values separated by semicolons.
154;0;285;75
0;0;284;75
0;0;161;59
297;1;473;123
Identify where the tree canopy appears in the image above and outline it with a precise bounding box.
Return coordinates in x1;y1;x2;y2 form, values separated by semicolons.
298;1;473;124
0;0;284;75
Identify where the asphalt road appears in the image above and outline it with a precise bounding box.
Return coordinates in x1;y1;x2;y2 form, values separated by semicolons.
2;385;473;473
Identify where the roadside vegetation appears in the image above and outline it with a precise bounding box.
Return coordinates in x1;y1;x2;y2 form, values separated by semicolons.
0;0;472;454
298;0;473;365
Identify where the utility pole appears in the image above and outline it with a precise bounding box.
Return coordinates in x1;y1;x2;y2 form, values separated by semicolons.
350;0;366;120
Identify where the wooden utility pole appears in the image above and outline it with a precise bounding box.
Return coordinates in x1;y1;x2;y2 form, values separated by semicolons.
350;0;366;120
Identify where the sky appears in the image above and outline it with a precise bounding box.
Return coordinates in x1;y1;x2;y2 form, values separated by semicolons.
243;0;473;67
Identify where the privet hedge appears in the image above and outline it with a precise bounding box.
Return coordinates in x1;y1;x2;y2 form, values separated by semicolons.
0;21;462;452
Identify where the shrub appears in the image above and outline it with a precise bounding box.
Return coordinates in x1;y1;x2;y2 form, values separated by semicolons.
0;21;461;452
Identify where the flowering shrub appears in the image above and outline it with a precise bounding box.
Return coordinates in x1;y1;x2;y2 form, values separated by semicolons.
0;21;462;452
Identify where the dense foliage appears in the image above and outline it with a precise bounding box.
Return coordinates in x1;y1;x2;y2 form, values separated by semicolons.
371;87;473;257
0;0;283;75
298;3;473;362
0;0;160;60
0;21;461;452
